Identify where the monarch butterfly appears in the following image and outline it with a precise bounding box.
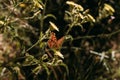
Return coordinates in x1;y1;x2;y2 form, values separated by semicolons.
47;32;64;49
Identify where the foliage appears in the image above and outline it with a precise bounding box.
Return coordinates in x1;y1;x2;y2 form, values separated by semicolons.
0;0;120;80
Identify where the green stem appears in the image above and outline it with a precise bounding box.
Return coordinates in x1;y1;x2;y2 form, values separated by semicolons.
26;0;49;52
40;0;48;36
65;23;74;35
26;28;50;52
74;29;120;40
109;29;120;36
26;40;40;52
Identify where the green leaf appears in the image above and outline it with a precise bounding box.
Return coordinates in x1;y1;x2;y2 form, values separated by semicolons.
64;35;73;41
43;64;50;76
32;65;42;75
75;23;83;31
42;54;48;60
60;63;69;76
43;14;56;20
65;11;72;16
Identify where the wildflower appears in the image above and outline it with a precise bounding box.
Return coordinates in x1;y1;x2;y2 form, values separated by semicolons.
0;21;4;25
49;21;59;31
87;14;95;22
66;1;84;11
104;3;115;13
55;51;64;59
19;3;26;8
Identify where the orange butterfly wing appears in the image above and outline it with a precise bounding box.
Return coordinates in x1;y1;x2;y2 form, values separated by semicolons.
56;37;64;49
47;32;65;49
47;32;57;48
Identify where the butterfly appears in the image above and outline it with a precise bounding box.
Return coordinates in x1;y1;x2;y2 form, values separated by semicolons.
47;32;64;49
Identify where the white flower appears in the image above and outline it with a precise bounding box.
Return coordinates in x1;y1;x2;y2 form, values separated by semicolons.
49;21;59;32
66;1;84;11
55;51;64;59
